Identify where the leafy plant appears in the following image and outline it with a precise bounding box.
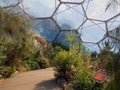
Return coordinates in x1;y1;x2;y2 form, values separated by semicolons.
38;57;49;69
98;41;114;71
52;31;99;89
0;66;13;78
0;7;35;75
103;52;120;90
53;50;76;81
53;31;92;81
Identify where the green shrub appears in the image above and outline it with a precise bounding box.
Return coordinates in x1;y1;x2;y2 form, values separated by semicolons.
0;7;36;73
42;45;63;66
70;70;96;90
38;57;49;69
53;31;86;82
23;60;40;70
103;53;120;90
53;50;76;81
53;31;97;89
0;66;13;78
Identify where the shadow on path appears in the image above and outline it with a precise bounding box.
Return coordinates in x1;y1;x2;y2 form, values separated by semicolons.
34;79;59;90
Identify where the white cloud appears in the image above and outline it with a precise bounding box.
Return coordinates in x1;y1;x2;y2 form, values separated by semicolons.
89;12;97;18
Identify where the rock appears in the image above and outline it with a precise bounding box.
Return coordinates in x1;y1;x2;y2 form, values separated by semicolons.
33;34;48;46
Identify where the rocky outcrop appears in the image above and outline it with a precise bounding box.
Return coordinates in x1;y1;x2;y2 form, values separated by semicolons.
33;34;48;47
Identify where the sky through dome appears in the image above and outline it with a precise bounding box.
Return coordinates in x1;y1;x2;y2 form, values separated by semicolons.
0;0;120;52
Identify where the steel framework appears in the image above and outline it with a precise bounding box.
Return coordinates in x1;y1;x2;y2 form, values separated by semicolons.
1;0;120;51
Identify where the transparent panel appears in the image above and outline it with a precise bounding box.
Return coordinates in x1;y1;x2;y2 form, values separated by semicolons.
83;0;120;21
20;0;59;18
54;31;79;46
61;0;84;3
83;43;100;52
5;6;24;14
54;4;86;30
0;0;19;7
108;25;120;40
79;20;105;43
32;19;59;41
5;6;31;19
107;16;120;31
98;37;119;52
55;31;67;43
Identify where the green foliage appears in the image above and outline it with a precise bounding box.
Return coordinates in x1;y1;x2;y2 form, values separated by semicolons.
43;46;63;59
38;57;49;69
99;49;114;71
103;53;120;90
70;71;95;90
53;50;76;81
0;66;13;78
69;52;98;90
0;39;7;65
98;41;120;90
53;32;83;81
0;7;36;76
52;41;69;51
23;55;50;70
53;31;95;89
98;41;114;71
23;60;40;70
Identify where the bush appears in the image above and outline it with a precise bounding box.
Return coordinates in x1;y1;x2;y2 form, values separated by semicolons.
0;66;13;78
53;31;97;89
23;59;40;70
70;70;96;90
42;45;63;65
0;7;36;73
53;50;76;81
53;32;85;82
38;57;49;69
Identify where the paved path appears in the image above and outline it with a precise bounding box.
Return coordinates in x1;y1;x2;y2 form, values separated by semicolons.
0;68;60;90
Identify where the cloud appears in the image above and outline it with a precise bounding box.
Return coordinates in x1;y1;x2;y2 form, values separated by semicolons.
88;12;97;18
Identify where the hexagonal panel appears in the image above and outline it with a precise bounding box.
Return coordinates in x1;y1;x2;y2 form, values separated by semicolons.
55;31;80;42
54;4;86;30
54;31;67;43
0;0;19;7
78;20;105;43
109;38;120;52
107;16;120;31
61;0;84;3
19;0;59;18
32;19;59;41
83;0;120;21
108;25;120;40
5;6;25;14
54;31;80;47
98;37;118;52
83;43;100;52
4;6;31;19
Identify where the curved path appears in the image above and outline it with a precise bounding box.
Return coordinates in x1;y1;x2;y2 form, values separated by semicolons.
0;68;60;90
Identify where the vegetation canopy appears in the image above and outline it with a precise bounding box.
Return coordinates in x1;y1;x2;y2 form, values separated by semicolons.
0;7;35;76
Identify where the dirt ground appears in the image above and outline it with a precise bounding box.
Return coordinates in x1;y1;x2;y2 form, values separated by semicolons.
0;68;60;90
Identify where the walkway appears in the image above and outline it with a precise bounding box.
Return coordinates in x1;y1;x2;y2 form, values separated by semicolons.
0;68;60;90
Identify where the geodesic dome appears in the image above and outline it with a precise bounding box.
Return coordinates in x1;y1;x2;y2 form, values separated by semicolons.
1;0;120;52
